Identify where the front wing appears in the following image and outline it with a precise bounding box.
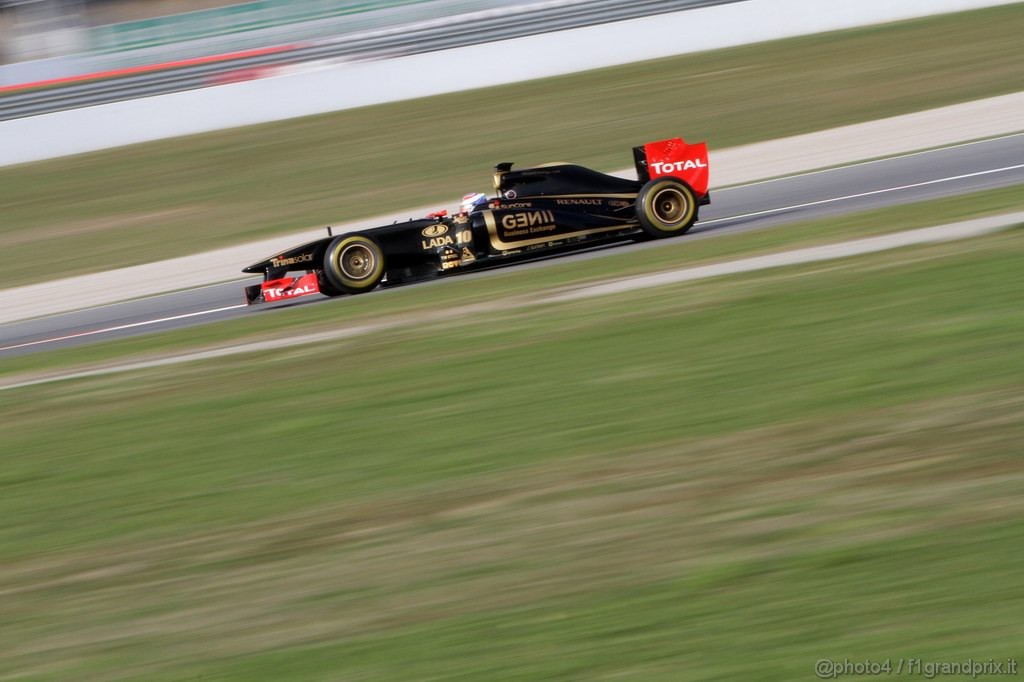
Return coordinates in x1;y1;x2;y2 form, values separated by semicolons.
245;272;321;305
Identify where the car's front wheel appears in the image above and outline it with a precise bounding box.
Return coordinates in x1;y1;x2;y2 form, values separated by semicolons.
635;177;698;238
323;234;386;295
317;271;346;297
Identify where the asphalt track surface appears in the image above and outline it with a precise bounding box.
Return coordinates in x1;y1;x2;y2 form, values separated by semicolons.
2;133;1022;358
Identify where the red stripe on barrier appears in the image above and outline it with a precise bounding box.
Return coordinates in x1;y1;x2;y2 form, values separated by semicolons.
0;43;303;94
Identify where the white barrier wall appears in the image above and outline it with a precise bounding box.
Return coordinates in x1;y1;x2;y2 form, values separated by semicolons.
1;0;1019;167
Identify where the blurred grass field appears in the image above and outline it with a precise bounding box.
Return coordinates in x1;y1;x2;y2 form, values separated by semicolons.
2;214;1023;679
1;4;1023;288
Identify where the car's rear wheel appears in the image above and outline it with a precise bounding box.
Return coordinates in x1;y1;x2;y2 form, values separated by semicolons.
323;234;386;294
636;177;698;238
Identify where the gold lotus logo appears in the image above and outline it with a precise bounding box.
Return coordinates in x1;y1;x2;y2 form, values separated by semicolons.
422;224;449;238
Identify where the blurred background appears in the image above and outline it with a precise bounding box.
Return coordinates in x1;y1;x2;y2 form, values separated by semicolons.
0;0;704;97
2;1;1023;680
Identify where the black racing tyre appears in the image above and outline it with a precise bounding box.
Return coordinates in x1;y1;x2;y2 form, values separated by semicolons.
317;272;346;297
322;234;386;294
635;177;698;238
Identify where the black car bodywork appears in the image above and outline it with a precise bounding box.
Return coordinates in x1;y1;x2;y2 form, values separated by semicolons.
243;136;710;304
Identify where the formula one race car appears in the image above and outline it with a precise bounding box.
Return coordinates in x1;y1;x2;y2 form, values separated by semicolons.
243;136;709;304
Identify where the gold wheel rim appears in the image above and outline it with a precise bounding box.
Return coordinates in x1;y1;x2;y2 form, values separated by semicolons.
339;243;376;281
651;187;688;225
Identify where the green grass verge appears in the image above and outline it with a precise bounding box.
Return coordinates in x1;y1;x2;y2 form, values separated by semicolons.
1;4;1022;287
3;182;1023;381
1;220;1023;679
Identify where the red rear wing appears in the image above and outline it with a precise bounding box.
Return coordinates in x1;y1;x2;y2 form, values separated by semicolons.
639;137;709;196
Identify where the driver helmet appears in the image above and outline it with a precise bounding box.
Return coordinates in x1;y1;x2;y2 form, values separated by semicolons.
460;192;488;214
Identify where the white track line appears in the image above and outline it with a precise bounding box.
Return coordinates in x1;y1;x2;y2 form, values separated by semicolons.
711;131;1024;192
3;163;1023;355
0;304;246;353
549;212;1024;303
699;164;1024;226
